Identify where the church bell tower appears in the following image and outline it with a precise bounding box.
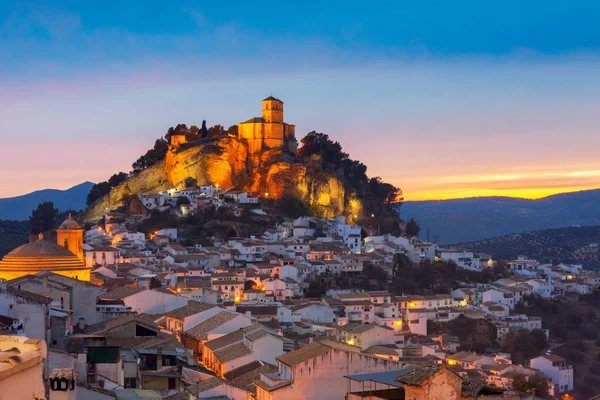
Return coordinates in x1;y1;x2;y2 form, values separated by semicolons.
262;96;284;123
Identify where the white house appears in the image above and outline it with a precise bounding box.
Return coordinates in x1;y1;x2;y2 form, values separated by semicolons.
530;354;574;394
0;285;51;340
97;287;188;315
85;246;122;267
439;250;481;271
139;194;167;209
336;323;396;349
482;288;515;310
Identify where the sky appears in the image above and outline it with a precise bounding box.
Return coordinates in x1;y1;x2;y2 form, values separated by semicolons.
1;1;600;201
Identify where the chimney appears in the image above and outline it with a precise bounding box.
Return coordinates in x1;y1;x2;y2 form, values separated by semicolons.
78;318;85;330
48;368;77;400
156;346;163;370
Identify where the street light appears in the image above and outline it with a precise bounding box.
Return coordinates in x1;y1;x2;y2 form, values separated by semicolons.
265;192;269;198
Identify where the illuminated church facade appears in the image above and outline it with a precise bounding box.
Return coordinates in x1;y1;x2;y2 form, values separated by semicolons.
0;215;90;281
237;97;297;155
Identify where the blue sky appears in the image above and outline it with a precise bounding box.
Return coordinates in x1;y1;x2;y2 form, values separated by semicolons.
2;1;600;200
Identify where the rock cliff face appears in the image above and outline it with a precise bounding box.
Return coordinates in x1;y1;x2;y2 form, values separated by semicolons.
85;137;362;221
164;137;249;189
84;161;171;221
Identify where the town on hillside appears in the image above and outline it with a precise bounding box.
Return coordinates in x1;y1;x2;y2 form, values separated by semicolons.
0;178;598;399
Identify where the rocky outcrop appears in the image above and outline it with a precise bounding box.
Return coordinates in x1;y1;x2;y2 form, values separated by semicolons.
85;136;362;222
164;137;249;189
84;161;170;221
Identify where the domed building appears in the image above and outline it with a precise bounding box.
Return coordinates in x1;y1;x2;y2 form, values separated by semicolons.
0;215;90;281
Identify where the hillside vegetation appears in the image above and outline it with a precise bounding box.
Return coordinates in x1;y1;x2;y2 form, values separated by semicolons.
0;220;29;257
401;189;600;244
456;226;600;269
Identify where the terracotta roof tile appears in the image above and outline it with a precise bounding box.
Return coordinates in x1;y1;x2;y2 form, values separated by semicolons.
214;342;252;363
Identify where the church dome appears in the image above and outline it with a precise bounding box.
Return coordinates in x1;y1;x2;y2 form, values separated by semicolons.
0;237;88;281
7;240;75;258
58;215;82;230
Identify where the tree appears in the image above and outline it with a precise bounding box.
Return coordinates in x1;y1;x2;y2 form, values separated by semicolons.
501;329;547;365
29;202;59;234
512;374;549;398
406;217;421;237
149;277;162;289
201;120;208;138
86;181;113;205
132;137;169;173
207;124;225;138
176;197;191;206
226;125;238;137
108;172;128;187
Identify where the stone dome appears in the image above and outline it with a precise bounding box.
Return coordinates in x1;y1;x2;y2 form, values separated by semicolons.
57;216;82;230
7;240;75;258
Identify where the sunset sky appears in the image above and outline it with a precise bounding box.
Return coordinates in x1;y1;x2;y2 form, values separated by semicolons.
1;1;600;200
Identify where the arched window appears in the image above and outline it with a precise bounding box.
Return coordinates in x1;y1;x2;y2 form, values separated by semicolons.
63;238;69;249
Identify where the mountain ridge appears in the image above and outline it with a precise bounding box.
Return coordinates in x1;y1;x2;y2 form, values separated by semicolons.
454;225;600;269
400;188;600;244
0;182;95;221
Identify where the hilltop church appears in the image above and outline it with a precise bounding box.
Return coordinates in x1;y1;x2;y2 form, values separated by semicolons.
237;96;297;155
0;215;90;281
169;96;298;156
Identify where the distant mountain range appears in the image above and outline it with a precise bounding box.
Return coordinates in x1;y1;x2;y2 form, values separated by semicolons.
455;226;600;269
399;189;600;244
0;182;94;221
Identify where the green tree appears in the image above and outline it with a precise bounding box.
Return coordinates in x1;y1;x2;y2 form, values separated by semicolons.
29;202;59;234
406;217;421;237
511;374;549;398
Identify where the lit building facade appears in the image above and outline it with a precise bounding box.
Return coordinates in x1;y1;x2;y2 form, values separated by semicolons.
0;216;90;281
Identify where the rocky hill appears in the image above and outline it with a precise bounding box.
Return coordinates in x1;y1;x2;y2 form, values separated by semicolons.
455;225;600;269
84;134;369;222
400;189;600;244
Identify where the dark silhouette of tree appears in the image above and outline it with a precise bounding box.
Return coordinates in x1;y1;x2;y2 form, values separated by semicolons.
86;182;113;205
406;217;421;237
132;137;169;174
201;120;208;138
226;125;238;136
29;202;59;234
149;277;162;289
108;172;128;187
176;197;191;206
512;374;549;398
87;172;129;205
208;124;225;138
501;329;548;365
298;131;403;218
